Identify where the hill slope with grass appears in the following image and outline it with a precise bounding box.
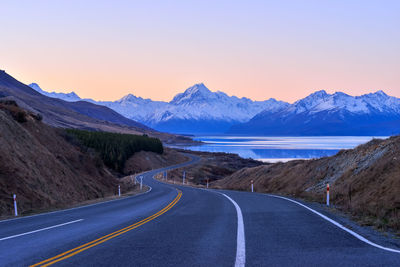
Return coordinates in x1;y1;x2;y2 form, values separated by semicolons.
216;136;400;232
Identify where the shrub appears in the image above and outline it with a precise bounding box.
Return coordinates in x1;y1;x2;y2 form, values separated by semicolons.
15;111;27;123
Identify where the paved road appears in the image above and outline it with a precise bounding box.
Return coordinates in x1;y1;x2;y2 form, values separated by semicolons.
0;154;399;266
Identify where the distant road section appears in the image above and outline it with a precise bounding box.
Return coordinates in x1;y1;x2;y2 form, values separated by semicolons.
0;154;399;266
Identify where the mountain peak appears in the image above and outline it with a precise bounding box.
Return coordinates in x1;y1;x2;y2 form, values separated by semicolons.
374;90;387;96
119;93;141;102
185;83;210;94
29;83;45;93
170;83;213;104
310;90;329;97
28;83;81;102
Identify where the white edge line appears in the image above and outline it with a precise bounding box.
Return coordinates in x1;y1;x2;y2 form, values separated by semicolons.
269;194;400;254
0;154;199;224
0;219;84;241
0;184;153;225
220;193;246;267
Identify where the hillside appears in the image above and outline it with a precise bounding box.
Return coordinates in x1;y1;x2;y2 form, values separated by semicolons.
123;148;189;174
0;70;148;131
0;101;125;216
0;70;193;144
215;136;400;232
157;150;265;185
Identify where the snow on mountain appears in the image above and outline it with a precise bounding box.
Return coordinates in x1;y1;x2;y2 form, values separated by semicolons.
30;82;289;133
285;90;400;116
29;83;81;102
148;83;287;124
229;90;400;136
142;83;289;133
30;80;400;135
95;94;168;123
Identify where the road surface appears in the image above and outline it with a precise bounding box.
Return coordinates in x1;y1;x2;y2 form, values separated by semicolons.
0;154;399;266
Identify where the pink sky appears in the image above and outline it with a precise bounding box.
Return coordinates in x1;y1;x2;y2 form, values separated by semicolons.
1;0;399;103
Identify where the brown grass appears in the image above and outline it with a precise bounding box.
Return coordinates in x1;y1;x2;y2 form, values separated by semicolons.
215;136;400;233
0;102;123;216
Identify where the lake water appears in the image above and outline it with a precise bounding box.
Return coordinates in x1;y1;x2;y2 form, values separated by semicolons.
175;136;387;163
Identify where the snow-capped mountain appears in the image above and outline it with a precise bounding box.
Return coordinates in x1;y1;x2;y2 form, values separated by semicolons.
30;82;289;134
30;81;400;135
144;83;289;133
229;90;400;136
29;83;81;102
95;94;168;124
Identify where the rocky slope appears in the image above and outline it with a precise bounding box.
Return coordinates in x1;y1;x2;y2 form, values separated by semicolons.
0;101;121;216
215;136;400;232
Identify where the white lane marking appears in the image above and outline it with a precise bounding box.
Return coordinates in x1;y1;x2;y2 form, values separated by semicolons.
0;219;83;241
269;195;400;254
0;185;152;225
221;193;246;267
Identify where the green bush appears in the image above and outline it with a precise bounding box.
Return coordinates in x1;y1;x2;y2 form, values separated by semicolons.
66;129;163;172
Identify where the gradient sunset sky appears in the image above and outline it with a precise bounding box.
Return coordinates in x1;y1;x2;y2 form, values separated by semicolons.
1;0;399;102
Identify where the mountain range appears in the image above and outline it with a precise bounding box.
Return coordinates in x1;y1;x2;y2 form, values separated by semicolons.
29;82;400;136
29;83;289;134
0;70;193;144
229;90;400;136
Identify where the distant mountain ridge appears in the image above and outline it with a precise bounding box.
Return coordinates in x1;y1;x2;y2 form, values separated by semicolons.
0;70;151;134
30;83;289;134
29;83;82;102
29;81;400;136
229;90;400;136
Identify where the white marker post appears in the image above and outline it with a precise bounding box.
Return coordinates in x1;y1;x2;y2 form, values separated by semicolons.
140;176;143;191
183;171;186;185
206;178;209;189
118;185;121;197
134;175;136;185
13;194;18;216
326;184;330;206
251;180;254;193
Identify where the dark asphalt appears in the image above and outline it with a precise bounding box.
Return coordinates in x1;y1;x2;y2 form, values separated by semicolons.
0;154;399;266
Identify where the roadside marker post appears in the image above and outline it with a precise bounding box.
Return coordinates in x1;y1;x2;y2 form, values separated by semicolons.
134;175;136;185
251;180;254;193
140;176;143;191
183;171;186;185
206;178;209;189
326;184;330;206
118;185;121;197
13;194;18;216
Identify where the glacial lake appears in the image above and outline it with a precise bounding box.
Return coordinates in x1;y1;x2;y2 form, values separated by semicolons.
175;136;388;163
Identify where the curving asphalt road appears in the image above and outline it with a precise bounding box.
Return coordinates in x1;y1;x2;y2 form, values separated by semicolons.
0;154;399;266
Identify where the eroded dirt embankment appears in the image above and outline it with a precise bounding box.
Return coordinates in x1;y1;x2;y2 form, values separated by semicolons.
0;102;122;217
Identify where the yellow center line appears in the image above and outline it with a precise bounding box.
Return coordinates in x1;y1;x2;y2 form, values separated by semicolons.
30;190;182;267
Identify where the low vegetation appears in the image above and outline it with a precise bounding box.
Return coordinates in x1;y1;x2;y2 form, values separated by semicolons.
0;102;120;216
215;136;400;234
160;150;264;185
66;129;164;172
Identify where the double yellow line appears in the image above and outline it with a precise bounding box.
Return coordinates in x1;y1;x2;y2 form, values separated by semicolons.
31;190;182;267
